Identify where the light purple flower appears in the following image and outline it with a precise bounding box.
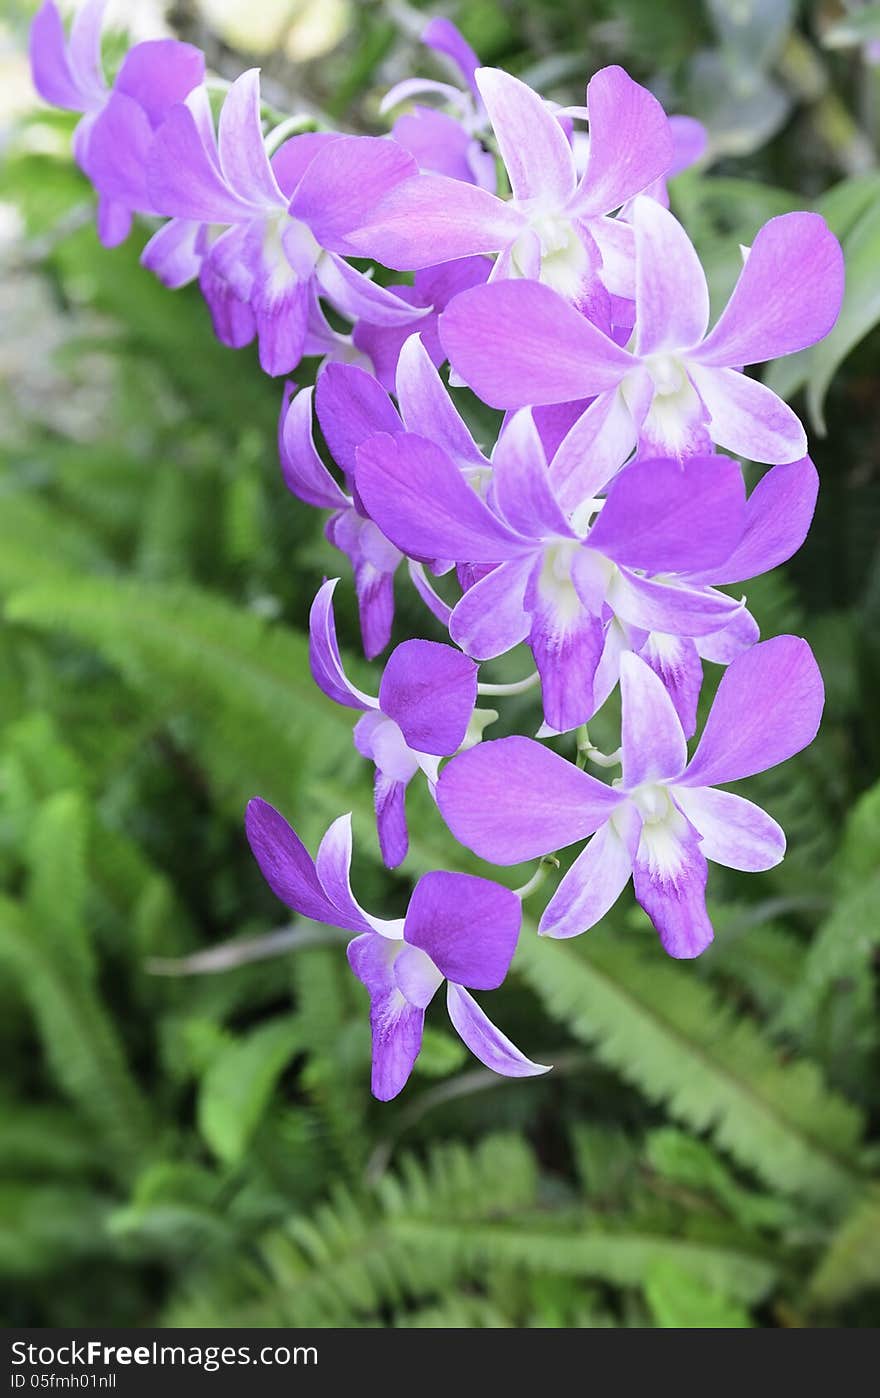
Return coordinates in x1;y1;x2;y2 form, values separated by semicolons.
309;578;477;867
383;18;496;190
144;70;420;374
438;636;824;957
245;798;548;1099
352;65;673;311
29;0;204;247
441;198;844;465
356;413;747;731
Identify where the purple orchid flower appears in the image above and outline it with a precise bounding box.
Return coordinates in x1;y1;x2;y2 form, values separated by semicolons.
382;18;497;190
441;197;844;465
280;334;492;653
575;452;820;737
437;635;824;958
144;69;421;374
355;412;747;732
245;799;549;1099
29;0;204;248
351;65;673;312
309;578;478;868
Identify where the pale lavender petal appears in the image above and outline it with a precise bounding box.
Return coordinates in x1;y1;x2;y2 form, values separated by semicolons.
696;607;760;664
405;871;521;989
682;635;824;788
633;828;714;959
408;560;452;626
396;333;485;467
694;212;844;368
528;585;605;733
141;217;201;289
217;68;283;207
690;457;818;586
315;813;382;934
245;798;347;927
68;0;108;104
590;216;636;298
573;66;673;216
278;383;350;510
589;454;745;574
492;411;572;538
686;364;808;465
316;254;427;327
355;432;526;563
447;983;551;1077
437;736;622;864
348;174;523;268
608;571;742;636
476;66;576;202
638;633;703;739
379;639;477;755
449;558;532;659
549;392;635;511
30;0;95;110
440;281;631;408
632;197;709;355
674;787;785;872
619;650;687;786
374;771;409;869
315;363;401;480
290;136;418;255
147;102;254;222
423;16;481;93
539;805;640;937
393;943;444;1008
113;39;205;129
308;578;376;710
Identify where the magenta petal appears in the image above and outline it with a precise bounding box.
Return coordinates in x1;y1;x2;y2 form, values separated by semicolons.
620;651;688;786
638;633;703;740
374;771;409;869
529;587;605;733
245;798;360;929
113;39;205;129
347;173;521;268
686;364;808;466
348;936;424;1100
674;786;785;872
392;107;479;185
437;736;623;865
447;983;550;1078
147;102;253;223
308;578;376;710
682;635;824;788
573;66;673;217
441;281;630;409
632;197;709;355
589;454;746;574
449;557;532;660
476;66;576;203
279;384;350;510
379;640;477;755
692;457;818;586
396;333;485;468
81;91;153;208
539;806;640;938
30;0;94;111
695;212;844;368
316;363;401;481
633;829;714;959
356;432;526;564
492;411;572;538
405;871;521;989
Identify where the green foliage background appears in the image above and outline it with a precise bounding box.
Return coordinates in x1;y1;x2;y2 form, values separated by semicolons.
1;0;879;1328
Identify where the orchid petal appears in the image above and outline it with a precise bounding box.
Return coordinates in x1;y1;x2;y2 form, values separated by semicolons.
279;384;350;509
674;786;785;872
539;805;640;937
632;197;709;355
633;827;714;959
405;871;521;990
492;411;572;538
348;173;522;268
449;558;533;659
396;333;485;467
573;66;673;217
217;68;283;208
447;983;551;1077
619;651;688;786
379;639;477;755
686;364;808;465
476;66;576;203
308;578;376;710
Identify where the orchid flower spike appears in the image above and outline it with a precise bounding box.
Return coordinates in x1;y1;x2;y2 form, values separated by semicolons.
245;799;549;1099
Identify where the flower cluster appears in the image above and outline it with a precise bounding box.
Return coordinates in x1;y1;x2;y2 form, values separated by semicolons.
32;3;843;1098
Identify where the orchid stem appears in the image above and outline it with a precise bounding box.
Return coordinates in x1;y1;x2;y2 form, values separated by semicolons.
265;114;319;155
514;854;560;902
576;725;621;769
477;670;540;697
